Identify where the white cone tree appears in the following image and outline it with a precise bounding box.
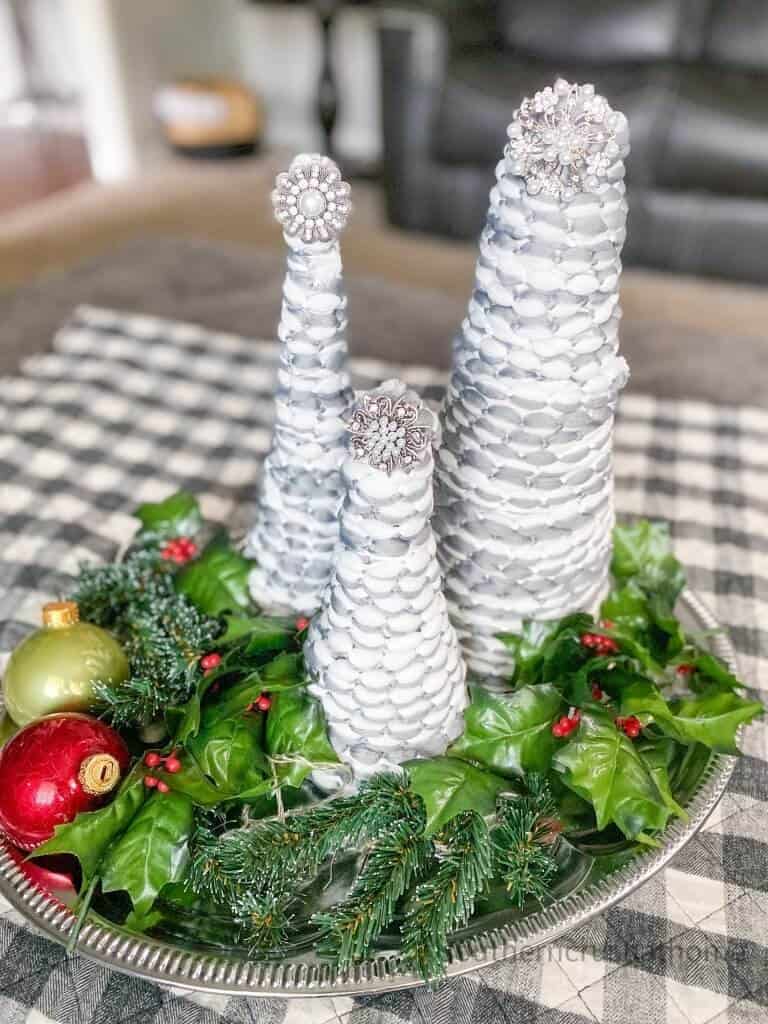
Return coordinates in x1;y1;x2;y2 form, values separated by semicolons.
434;79;631;683
305;380;467;782
247;154;354;615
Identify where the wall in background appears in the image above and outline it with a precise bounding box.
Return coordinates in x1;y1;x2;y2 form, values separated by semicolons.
35;0;381;182
235;4;381;163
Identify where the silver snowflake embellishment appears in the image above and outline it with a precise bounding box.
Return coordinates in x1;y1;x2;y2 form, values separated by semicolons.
272;154;351;243
506;79;625;200
348;391;431;475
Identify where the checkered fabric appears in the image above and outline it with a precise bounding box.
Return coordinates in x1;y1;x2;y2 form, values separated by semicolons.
0;306;766;1024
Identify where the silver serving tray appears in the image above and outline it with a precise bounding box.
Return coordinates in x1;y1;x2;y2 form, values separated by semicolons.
0;590;737;997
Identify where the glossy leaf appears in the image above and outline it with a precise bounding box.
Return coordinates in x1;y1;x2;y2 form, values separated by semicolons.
31;767;146;888
187;710;268;794
406;756;509;837
611;520;686;603
690;652;745;692
218;613;296;652
101;790;194;920
134;490;202;538
266;688;339;788
552;711;672;842
499;614;593;686
636;736;688;821
449;685;562;777
663;689;763;754
175;533;253;616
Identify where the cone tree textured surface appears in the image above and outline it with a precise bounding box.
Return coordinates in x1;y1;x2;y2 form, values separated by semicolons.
305;380;468;781
434;80;631;682
247;154;353;615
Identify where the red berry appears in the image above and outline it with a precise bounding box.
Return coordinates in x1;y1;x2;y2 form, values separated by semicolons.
161;537;197;564
144;751;162;769
591;683;604;700
200;652;222;673
600;619;615;630
144;775;158;788
295;617;310;632
156;780;170;794
164;756;182;774
597;636;620;655
552;721;566;737
676;663;695;676
256;694;272;712
580;633;600;649
624;716;642;738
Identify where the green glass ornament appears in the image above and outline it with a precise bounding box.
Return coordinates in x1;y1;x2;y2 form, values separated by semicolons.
3;602;129;725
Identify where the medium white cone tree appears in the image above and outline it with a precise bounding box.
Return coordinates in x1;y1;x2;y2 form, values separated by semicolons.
247;154;354;615
305;380;468;782
434;79;631;683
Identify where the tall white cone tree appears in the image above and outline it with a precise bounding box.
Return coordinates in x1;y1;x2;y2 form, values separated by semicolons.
247;154;353;615
434;79;631;683
305;380;468;782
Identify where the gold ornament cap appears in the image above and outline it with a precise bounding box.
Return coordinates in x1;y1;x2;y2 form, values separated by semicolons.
78;753;121;796
42;601;80;629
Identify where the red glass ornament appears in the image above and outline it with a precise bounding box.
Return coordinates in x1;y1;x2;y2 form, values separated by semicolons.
6;844;79;903
0;713;130;850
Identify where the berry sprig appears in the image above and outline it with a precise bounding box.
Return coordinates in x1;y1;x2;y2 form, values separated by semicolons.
580;631;620;656
552;708;581;738
200;652;222;675
143;749;183;792
160;536;198;564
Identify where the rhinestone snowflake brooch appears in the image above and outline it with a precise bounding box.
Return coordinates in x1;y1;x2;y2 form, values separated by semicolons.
506;79;626;200
348;391;431;475
271;154;352;243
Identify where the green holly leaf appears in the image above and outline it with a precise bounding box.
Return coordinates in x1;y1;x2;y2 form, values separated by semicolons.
187;709;269;794
618;678;674;721
663;688;763;754
499;613;594;686
100;791;194;920
218;613;296;651
449;684;563;777
266;688;339;788
405;756;509;836
690;652;745;692
134;490;203;538
175;532;253;616
552;711;672;842
611;520;686;608
31;767;146;889
600;582;652;634
636;736;688;821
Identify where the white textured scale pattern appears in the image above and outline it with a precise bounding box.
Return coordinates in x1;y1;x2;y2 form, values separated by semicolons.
305;380;468;782
246;154;354;615
434;79;631;684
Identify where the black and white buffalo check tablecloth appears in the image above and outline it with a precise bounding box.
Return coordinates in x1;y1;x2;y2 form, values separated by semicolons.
0;306;766;1024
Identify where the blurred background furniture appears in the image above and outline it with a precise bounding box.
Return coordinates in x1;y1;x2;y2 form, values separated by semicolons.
379;0;768;284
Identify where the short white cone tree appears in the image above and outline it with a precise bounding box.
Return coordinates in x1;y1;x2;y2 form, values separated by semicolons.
305;380;468;782
434;79;631;683
247;154;354;615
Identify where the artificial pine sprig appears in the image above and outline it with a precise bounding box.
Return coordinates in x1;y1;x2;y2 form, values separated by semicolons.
232;891;294;956
72;542;221;726
493;777;560;908
314;818;433;971
201;773;422;897
401;811;493;983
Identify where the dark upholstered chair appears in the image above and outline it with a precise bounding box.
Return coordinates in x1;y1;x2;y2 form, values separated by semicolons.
378;1;768;283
